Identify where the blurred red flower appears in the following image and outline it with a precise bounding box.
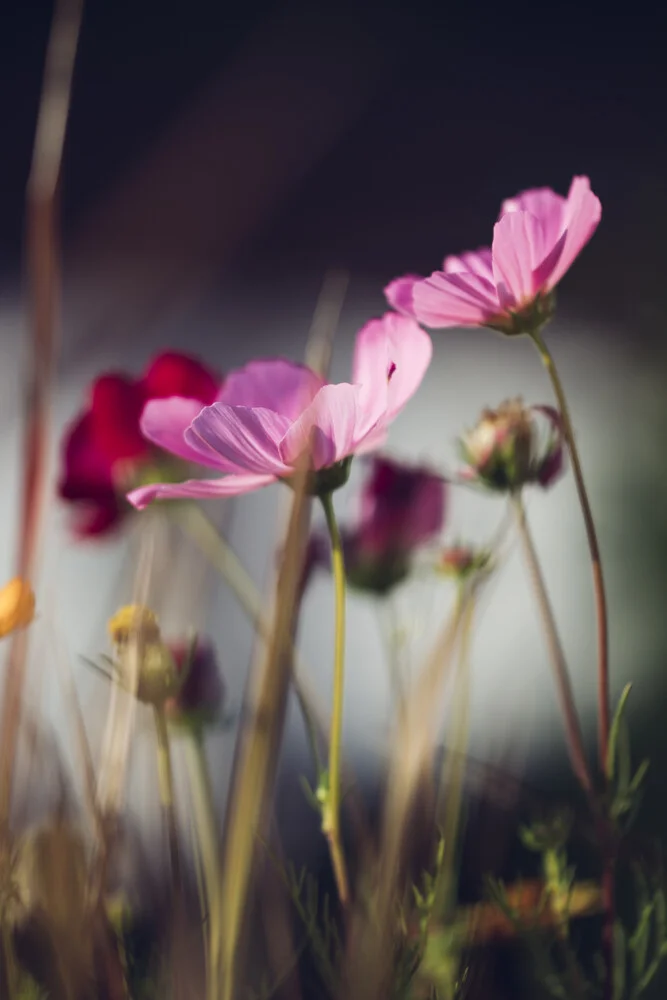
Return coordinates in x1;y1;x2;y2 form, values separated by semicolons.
58;351;219;537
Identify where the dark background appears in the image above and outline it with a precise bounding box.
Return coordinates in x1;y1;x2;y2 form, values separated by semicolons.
2;0;666;338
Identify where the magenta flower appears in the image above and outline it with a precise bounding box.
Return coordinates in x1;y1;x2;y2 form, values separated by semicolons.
127;314;432;509
165;638;225;728
386;176;601;335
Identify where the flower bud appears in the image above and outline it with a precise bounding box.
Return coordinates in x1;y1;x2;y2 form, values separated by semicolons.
437;545;492;582
107;604;182;706
0;578;36;638
459;399;564;492
164;639;224;729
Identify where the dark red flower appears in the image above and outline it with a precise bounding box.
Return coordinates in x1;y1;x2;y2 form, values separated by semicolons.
165;638;225;728
58;352;220;537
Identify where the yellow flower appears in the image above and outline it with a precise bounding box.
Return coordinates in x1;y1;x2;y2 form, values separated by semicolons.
107;604;161;645
107;604;182;706
0;578;35;638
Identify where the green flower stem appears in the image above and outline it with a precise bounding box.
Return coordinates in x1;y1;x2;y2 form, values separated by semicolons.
154;706;182;891
183;729;221;1000
320;490;350;907
169;504;325;775
511;493;593;798
530;328;610;774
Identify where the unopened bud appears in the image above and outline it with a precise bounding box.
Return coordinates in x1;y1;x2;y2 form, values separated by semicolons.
459;399;564;492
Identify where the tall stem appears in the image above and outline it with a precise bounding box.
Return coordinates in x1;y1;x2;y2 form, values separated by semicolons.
530;328;610;774
171;504;325;775
511;494;593;798
184;729;221;1000
435;585;474;919
154;707;182;890
320;491;350;907
529;332;616;1000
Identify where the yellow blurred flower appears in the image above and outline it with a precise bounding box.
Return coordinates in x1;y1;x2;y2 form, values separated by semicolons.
107;604;182;706
0;578;35;638
107;604;160;645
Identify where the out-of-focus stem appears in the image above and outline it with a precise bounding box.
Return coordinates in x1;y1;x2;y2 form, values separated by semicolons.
184;729;221;1000
435;585;475;919
171;504;325;775
320;491;350;907
511;493;593;798
529;328;610;774
530;329;615;1000
154;707;182;890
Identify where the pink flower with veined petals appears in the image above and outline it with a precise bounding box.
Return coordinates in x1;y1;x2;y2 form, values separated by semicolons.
385;176;601;335
127;314;432;509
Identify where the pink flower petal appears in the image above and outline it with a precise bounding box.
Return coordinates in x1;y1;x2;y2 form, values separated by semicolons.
140;397;225;469
443;248;494;281
384;274;420;317
543;176;601;289
191;403;292;475
411;270;500;327
381;313;433;422
352;313;432;434
279;383;362;469
127;472;276;509
354;426;388;455
491;211;550;309
500;187;565;250
219;359;323;420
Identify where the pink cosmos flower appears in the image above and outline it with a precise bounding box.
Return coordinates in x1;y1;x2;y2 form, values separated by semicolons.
127;313;432;509
386;176;601;334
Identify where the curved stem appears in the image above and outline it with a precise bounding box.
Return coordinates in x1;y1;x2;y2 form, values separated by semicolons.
511;494;593;797
184;729;221;1000
320;491;350;907
154;706;182;890
530;328;610;774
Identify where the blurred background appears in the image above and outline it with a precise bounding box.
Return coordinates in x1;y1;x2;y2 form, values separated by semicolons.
0;0;666;895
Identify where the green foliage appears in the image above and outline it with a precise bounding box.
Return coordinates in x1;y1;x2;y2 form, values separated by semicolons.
266;853;342;999
606;685;650;833
617;864;667;999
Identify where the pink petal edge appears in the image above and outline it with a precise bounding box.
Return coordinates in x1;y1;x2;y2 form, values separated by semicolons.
127;472;276;509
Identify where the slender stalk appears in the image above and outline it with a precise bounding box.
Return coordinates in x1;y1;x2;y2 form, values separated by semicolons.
154;707;182;890
529;328;610;774
319;491;350;907
435;585;475;919
511;493;593;798
184;729;221;1000
0;0;83;834
530;330;616;1000
1;922;18;1000
170;504;325;774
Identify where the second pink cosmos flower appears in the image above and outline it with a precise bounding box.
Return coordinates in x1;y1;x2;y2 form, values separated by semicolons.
386;176;601;334
127;313;432;509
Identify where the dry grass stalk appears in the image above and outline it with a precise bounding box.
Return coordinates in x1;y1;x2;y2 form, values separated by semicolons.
0;0;85;831
215;270;348;1000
